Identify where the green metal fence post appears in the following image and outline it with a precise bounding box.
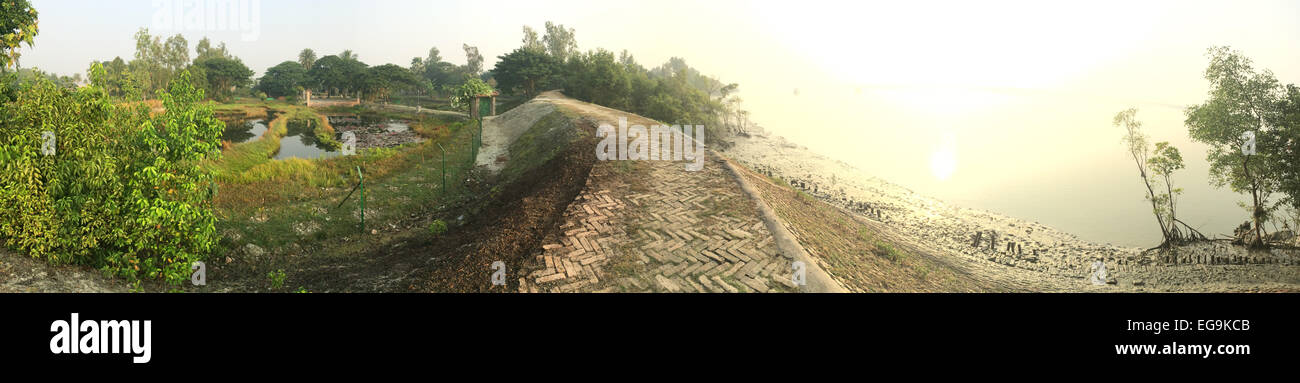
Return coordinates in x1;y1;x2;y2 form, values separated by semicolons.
357;166;365;233
436;143;446;196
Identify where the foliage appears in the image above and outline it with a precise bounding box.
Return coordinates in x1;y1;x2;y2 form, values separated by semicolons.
1266;84;1300;213
521;26;543;52
256;61;307;99
1185;46;1285;246
492;48;559;98
268;269;286;289
361;63;423;102
194;37;231;62
563;49;632;110
307;54;368;97
0;0;38;69
495;23;742;145
1116;108;1183;245
542;21;578;60
195;57;253;101
463;44;484;76
448;78;494;112
88;57;137;98
0;66;222;285
126;28;194;97
428;219;448;237
1148;141;1189;241
298;48;317;71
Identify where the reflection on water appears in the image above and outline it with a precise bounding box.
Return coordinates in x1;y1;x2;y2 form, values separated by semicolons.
269;115;416;160
221;119;267;144
274;119;342;160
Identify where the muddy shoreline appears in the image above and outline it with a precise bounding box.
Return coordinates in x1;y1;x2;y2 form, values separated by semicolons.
723;133;1299;292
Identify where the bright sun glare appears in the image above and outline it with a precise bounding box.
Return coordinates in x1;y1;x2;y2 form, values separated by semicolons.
930;149;956;181
929;133;958;181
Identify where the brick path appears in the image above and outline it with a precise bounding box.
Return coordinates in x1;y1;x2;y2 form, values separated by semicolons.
518;146;797;293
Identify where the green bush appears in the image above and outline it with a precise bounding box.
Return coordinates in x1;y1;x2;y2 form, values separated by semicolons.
0;65;222;285
268;269;286;289
428;219;448;237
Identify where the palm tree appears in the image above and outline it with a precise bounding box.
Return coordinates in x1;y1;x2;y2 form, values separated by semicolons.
340;49;358;61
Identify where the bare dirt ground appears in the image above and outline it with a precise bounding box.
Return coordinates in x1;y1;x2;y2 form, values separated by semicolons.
724;133;1300;292
0;248;126;292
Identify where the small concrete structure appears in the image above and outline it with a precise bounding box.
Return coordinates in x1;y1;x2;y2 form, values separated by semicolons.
469;91;499;120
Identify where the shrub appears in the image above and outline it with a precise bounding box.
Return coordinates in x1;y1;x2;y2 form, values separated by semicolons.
268;269;286;289
428;219;448;237
0;65;222;286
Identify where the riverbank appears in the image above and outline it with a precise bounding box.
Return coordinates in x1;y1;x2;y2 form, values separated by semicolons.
722;132;1299;292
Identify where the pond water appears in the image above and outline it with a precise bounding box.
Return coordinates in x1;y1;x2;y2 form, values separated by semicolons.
329;115;419;149
274;119;343;160
221;119;267;144
269;116;417;160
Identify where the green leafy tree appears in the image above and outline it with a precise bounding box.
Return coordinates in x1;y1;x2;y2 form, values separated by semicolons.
162;34;189;73
1148;141;1201;242
307;54;368;97
521;26;543;51
1266;84;1300;230
542;21;578;60
340;49;358;62
416;47;459;92
362;63;421;102
1185;46;1285;246
448;78;494;112
1115;108;1175;245
492;47;558;98
256;61;307;99
463;44;484;76
195;57;253;101
564;49;631;110
0;0;38;69
194;37;231;62
307;55;344;94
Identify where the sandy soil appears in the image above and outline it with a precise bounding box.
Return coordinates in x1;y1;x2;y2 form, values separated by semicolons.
724;133;1299;292
0;248;126;292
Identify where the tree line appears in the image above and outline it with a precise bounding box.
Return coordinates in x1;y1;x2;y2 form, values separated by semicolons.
258;44;489;103
491;22;755;145
85;29;253;101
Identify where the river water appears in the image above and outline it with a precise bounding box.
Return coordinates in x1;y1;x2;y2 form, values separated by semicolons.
762;86;1257;248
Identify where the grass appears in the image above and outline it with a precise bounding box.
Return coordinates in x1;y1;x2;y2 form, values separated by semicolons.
207;99;478;253
499;110;584;184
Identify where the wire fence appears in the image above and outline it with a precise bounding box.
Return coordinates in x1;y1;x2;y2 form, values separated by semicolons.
332;117;483;234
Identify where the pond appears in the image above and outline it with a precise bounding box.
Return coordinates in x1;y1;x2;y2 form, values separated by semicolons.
274;119;343;160
261;115;421;161
329;115;422;150
221;118;268;144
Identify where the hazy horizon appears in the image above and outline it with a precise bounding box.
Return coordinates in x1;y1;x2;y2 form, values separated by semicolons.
15;0;1300;247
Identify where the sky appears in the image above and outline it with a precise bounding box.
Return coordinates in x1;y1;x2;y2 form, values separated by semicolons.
16;0;1300;246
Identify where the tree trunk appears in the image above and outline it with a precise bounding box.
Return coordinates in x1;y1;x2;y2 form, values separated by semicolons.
1132;155;1170;244
1244;154;1264;246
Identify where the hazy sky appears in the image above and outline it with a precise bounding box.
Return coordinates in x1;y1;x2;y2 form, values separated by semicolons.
17;0;1300;245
